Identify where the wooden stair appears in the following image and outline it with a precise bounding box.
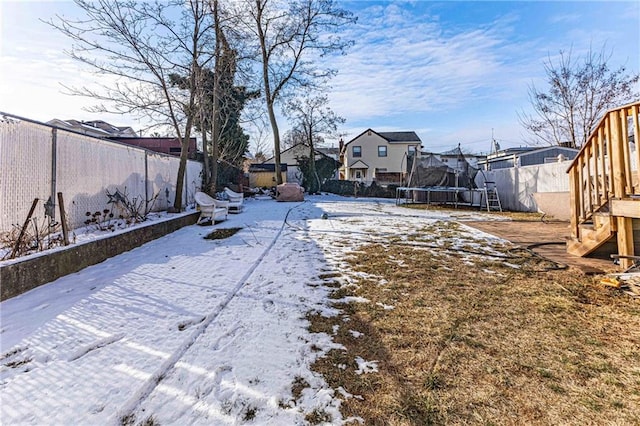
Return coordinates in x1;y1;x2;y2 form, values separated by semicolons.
567;102;640;269
566;213;614;257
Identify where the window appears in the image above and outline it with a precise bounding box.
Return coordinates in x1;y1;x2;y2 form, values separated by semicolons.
378;146;387;157
408;145;417;156
353;146;362;157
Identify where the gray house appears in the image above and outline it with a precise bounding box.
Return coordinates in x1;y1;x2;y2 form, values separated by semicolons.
478;146;579;170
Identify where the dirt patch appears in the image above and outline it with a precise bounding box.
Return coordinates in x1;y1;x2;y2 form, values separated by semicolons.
310;224;640;425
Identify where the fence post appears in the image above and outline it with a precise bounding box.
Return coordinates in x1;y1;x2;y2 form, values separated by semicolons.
50;128;57;222
145;151;149;213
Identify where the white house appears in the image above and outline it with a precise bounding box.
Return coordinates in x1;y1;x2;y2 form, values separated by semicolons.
339;129;423;185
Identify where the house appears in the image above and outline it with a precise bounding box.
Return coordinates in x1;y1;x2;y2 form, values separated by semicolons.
109;137;197;158
263;143;341;184
433;145;485;173
248;163;288;188
47;119;138;138
339;129;423;185
478;146;579;170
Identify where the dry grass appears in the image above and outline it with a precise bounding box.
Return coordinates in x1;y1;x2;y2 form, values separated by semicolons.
309;226;640;425
403;203;548;222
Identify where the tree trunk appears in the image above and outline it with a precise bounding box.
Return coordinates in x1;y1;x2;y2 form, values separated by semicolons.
173;131;191;211
210;116;219;195
308;135;318;194
201;111;210;189
208;0;221;196
267;100;283;186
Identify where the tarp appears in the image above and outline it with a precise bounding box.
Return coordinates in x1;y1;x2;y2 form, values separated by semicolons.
276;183;304;202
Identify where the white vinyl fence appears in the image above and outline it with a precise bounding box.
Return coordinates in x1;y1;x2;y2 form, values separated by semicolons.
475;161;573;213
0;114;202;234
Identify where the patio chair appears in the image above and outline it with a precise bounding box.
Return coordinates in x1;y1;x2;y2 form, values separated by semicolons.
223;187;244;213
195;191;229;224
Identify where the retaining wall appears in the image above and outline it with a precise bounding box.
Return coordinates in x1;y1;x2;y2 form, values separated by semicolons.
0;212;199;301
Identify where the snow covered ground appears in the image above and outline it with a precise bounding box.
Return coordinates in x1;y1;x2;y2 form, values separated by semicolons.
0;195;505;425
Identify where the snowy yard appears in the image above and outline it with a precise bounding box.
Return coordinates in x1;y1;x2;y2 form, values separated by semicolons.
0;196;513;424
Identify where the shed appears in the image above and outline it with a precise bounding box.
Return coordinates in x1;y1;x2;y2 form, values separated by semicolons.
249;163;288;188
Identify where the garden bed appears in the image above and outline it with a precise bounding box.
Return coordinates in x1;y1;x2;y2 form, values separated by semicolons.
0;212;199;301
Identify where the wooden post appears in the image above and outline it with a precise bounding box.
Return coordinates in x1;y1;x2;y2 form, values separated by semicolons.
605;115;614;194
610;110;627;199
597;127;606;204
616;216;634;270
632;104;640;194
610;109;634;270
620;107;632;194
585;144;592;212
10;198;39;259
592;133;602;208
568;167;579;238
57;192;70;246
577;156;585;220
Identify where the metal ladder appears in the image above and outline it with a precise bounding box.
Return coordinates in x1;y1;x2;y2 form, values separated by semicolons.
481;182;502;212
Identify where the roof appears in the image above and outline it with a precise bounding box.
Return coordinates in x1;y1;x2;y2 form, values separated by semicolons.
47;118;137;138
378;131;421;143
345;129;422;147
265;143;341;165
482;146;578;162
349;160;369;169
316;146;340;158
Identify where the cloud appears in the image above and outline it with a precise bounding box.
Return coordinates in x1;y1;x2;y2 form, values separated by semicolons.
327;3;534;123
547;13;581;25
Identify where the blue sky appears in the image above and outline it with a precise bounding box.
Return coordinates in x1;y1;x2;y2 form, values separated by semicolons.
1;1;639;154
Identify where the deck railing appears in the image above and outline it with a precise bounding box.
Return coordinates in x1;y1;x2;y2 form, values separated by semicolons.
567;101;640;238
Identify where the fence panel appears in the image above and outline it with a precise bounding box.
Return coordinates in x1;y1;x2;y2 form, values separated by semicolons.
0;115;203;236
0;119;52;233
147;153;176;211
476;161;572;212
185;159;203;207
57;132;147;228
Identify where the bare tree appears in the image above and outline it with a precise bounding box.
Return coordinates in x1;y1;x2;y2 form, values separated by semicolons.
284;93;344;193
520;47;639;148
49;0;215;211
237;0;355;185
281;127;312;150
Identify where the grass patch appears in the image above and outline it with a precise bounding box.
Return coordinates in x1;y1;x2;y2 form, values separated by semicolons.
120;414;158;426
203;227;242;240
242;406;257;421
310;227;640;425
305;408;332;424
291;375;310;401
